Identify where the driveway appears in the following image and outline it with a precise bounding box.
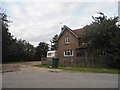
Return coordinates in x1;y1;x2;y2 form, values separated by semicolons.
2;61;119;88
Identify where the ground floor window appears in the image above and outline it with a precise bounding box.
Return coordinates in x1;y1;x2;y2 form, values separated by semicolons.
64;50;73;56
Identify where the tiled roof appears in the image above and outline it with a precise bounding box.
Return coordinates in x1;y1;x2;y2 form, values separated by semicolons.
72;29;83;37
57;25;84;40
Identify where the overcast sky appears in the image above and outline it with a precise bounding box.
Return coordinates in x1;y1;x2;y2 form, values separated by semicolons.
1;0;119;47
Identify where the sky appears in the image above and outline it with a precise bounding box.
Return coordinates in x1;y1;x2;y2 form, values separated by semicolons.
1;0;119;47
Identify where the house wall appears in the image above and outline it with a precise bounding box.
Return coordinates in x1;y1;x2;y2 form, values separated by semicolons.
58;30;79;60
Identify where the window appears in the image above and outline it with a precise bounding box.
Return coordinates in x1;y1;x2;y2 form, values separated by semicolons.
48;53;52;56
65;37;70;44
64;50;73;56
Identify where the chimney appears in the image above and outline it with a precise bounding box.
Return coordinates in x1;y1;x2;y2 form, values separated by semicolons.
61;27;64;32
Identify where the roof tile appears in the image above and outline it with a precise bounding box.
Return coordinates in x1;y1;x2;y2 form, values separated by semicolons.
71;29;83;37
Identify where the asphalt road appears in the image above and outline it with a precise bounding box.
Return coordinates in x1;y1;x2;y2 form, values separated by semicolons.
2;71;118;88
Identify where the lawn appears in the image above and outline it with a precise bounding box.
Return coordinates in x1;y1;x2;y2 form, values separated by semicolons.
34;64;119;74
34;64;50;68
61;66;119;74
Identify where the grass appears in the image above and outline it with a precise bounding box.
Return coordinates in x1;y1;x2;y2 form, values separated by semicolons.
34;64;119;74
33;64;50;68
61;66;119;74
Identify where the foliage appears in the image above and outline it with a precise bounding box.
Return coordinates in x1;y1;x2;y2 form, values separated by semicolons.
81;12;120;69
50;34;58;50
1;9;35;62
1;9;50;62
1;9;15;62
15;39;35;60
34;64;119;74
35;42;49;60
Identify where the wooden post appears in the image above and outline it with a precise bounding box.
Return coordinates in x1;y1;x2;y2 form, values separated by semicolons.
85;49;88;67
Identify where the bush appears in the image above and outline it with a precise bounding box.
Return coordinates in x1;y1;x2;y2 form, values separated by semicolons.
104;54;119;69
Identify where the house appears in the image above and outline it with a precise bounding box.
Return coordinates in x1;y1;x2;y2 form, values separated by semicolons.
57;25;87;66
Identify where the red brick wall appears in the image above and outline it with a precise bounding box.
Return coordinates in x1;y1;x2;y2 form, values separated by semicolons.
58;30;79;59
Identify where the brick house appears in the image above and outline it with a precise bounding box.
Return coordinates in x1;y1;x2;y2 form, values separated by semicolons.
57;25;87;66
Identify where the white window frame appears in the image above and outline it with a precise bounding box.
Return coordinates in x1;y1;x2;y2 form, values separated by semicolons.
64;50;73;56
65;37;70;44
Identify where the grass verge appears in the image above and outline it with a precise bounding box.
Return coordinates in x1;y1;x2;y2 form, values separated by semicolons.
34;64;119;74
61;66;119;74
33;64;50;68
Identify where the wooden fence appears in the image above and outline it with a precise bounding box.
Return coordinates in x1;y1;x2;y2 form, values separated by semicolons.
41;56;107;67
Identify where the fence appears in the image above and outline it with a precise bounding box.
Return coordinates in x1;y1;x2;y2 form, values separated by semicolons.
41;57;52;65
41;56;107;68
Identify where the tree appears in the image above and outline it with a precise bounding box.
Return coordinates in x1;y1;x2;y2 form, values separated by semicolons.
81;12;120;68
1;9;16;62
15;39;35;61
50;34;58;50
24;42;35;60
1;8;35;62
35;42;49;60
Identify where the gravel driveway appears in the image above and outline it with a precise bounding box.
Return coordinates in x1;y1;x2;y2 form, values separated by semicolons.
2;61;119;88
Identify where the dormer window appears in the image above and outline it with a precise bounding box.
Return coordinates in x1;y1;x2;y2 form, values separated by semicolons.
65;36;70;44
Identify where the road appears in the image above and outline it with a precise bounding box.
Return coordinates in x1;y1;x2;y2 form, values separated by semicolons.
2;62;119;88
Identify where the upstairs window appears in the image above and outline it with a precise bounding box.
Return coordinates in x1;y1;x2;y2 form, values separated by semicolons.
64;50;73;56
65;37;70;44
